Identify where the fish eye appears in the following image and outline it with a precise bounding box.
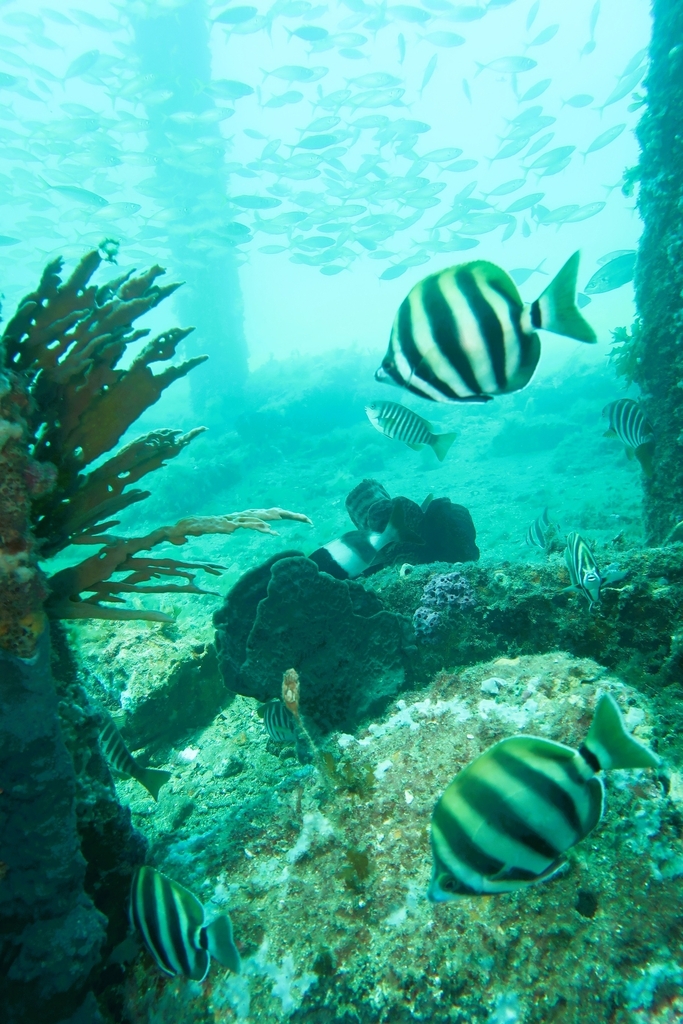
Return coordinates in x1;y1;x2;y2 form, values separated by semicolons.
439;874;459;893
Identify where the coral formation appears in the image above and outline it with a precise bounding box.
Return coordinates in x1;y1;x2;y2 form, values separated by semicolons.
214;554;415;734
412;571;477;641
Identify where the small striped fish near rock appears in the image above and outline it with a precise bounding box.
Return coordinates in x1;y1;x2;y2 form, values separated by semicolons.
365;400;456;461
603;398;654;475
376;251;596;403
99;711;171;801
428;692;658;899
130;866;240;980
525;507;551;549
260;698;299;744
563;531;626;610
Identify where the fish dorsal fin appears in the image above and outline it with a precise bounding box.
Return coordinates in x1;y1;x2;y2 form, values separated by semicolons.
534;251;597;344
584;693;659;771
201;915;241;973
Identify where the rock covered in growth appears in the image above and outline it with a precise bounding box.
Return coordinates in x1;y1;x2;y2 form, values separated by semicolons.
120;652;682;1024
214;553;415;734
412;571;477;641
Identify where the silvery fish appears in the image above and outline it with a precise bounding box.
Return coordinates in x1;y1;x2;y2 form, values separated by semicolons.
526;507;551;549
564;532;626;610
365;400;456;461
376;252;596;404
584;252;636;294
99;712;171;801
603;398;654;475
429;692;658;899
130;866;240;981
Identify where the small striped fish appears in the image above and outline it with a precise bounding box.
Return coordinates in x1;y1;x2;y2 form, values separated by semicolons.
376;251;596;403
428;692;658;899
365;401;456;462
260;699;298;743
603;399;654;475
564;531;602;609
130;866;240;981
100;713;171;801
309;500;418;580
526;508;550;549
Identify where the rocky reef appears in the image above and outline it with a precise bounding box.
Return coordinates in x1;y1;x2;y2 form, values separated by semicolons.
633;0;683;541
117;651;681;1024
214;552;415;735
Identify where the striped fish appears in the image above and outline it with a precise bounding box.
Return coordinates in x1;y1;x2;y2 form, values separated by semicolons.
376;251;596;403
130;866;240;980
564;531;609;610
526;507;550;549
100;712;171;801
603;399;654;475
365;401;456;462
260;699;298;743
309;501;418;580
428;692;658;899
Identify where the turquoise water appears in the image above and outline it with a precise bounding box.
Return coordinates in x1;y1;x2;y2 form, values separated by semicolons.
4;1;676;1021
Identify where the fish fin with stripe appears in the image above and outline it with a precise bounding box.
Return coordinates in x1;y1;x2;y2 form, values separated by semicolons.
379;500;423;548
421;493;434;512
430;431;457;462
201;914;241;973
407;442;424;451
136;767;172;801
535;251;597;343
584;693;659;771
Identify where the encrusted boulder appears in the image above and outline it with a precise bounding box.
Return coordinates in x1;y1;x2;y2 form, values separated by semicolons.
214;553;415;734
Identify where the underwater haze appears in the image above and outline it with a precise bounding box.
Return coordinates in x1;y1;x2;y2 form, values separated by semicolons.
6;0;683;1023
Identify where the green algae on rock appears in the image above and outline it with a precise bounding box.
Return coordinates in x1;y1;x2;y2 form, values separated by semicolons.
118;652;681;1024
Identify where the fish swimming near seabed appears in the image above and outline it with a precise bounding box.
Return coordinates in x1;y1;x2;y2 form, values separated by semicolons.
365;400;456;461
99;712;171;801
563;531;626;610
376;251;596;403
428;692;658;899
309;501;419;579
603;398;654;475
526;507;551;549
130;866;240;980
259;698;299;743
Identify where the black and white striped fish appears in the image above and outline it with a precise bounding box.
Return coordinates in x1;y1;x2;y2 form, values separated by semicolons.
365;401;456;462
260;699;298;744
376;251;596;403
309;501;418;580
100;712;171;801
130;866;240;981
526;508;551;549
603;399;654;475
428;692;658;899
563;532;626;610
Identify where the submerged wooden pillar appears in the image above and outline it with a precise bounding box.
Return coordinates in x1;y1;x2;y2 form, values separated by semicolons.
634;0;683;541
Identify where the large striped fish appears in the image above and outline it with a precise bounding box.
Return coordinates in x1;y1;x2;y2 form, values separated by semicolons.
428;692;658;899
365;401;456;462
603;398;654;475
376;251;596;403
130;866;240;980
99;712;171;801
563;531;625;610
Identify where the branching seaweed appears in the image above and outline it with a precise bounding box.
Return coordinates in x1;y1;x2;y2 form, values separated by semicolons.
0;252;311;639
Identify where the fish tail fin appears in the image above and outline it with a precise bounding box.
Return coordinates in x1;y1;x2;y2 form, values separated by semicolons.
201;915;241;973
474;61;486;77
430;431;456;462
137;767;171;801
584;693;659;771
635;441;654;476
534;251;597;343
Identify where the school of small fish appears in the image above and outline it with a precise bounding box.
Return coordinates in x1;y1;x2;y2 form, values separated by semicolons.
0;2;645;287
